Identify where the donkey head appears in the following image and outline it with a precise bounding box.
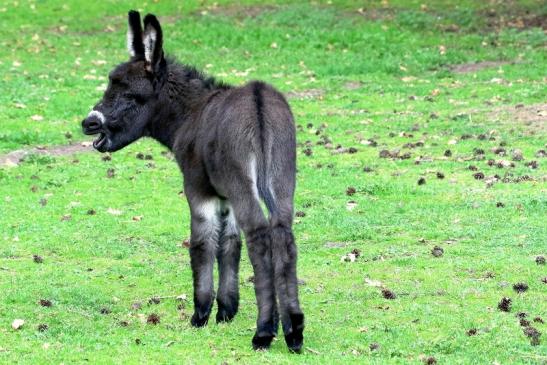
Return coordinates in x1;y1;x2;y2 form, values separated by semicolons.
82;11;166;152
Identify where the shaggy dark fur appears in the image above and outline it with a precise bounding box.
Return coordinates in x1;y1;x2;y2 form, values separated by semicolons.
82;11;304;352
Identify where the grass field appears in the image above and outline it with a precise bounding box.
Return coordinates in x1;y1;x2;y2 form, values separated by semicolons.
1;0;546;363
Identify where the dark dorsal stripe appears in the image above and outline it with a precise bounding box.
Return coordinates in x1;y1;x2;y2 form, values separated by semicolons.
253;82;265;155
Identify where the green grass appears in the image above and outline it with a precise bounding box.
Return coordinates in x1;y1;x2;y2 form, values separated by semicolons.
1;1;546;363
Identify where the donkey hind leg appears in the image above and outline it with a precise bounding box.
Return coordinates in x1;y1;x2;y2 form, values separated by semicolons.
271;222;304;353
269;189;304;352
225;191;277;350
188;197;220;327
216;202;242;323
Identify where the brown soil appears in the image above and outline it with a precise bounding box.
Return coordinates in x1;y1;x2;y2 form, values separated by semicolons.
193;4;277;19
0;143;92;167
487;103;547;129
286;89;325;100
450;61;513;74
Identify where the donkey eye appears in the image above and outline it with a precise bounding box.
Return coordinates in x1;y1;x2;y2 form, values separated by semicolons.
125;93;145;104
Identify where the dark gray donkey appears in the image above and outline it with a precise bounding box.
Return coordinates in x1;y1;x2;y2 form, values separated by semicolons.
81;11;304;352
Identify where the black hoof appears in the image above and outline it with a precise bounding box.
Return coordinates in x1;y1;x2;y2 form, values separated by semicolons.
190;312;209;327
284;313;304;353
252;333;274;351
216;308;237;323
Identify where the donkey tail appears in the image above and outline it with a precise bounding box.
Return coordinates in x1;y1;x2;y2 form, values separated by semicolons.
250;81;296;225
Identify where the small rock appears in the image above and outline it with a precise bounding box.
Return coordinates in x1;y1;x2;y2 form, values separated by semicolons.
148;297;161;305
498;297;512;312
147;313;160;325
523;326;541;346
512;149;523;161
512;282;528;293
431;246;444;257
39;299;52;307
466;328;478;336
37;323;49;332
381;289;396;300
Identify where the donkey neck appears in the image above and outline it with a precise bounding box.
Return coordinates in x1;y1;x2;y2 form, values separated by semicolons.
146;62;231;150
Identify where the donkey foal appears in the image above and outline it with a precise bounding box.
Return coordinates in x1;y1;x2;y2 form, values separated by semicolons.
81;11;304;352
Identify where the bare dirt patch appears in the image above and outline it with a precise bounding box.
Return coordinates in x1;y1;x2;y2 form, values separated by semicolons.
343;81;364;90
481;9;547;31
193;4;277;19
286;89;325;100
0;143;92;167
487;103;547;131
451;61;513;74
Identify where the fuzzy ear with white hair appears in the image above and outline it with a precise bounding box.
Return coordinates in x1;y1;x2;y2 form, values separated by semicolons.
143;14;165;74
127;10;144;58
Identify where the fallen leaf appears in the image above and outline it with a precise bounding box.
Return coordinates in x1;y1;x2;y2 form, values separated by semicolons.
439;45;446;55
107;208;122;216
364;278;383;287
341;253;357;262
11;319;25;330
346;201;357;211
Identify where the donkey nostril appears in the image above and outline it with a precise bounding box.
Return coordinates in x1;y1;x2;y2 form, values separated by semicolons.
83;118;101;130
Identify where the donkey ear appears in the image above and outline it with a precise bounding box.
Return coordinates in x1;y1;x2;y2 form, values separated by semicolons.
127;10;144;58
143;14;165;73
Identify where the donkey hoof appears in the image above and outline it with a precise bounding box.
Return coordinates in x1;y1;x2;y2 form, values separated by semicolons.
284;332;303;353
190;313;209;327
252;333;274;351
216;308;237;323
284;313;304;353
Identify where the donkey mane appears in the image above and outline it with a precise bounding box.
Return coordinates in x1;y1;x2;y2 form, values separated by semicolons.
165;57;232;92
144;57;233;148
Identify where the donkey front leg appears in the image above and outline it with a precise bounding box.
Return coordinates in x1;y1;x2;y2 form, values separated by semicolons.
188;197;220;327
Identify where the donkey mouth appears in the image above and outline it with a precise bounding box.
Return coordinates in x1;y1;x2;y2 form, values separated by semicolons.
93;133;107;149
